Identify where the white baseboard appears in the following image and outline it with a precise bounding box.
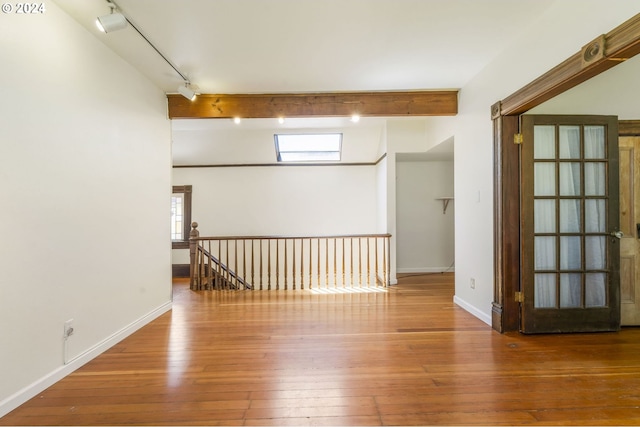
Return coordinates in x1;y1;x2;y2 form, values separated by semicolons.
397;267;455;274
453;295;491;326
0;301;172;418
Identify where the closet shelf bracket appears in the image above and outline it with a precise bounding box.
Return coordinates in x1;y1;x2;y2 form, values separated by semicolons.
435;197;454;214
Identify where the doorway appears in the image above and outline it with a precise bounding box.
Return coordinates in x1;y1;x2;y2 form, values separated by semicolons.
396;139;455;276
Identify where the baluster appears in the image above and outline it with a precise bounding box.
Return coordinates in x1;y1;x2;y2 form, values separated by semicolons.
309;238;313;289
251;240;255;291
350;238;354;286
276;239;280;290
284;238;288;290
325;238;329;289
385;237;389;286
216;240;221;290
358;238;362;286
242;240;246;290
196;247;202;289
292;238;296;290
300;238;304;289
316;239;320;289
268;239;271;290
375;237;379;287
342;238;345;288
367;238;371;287
189;222;199;290
259;240;263;291
234;239;238;288
333;238;337;288
224;239;231;289
207;240;212;290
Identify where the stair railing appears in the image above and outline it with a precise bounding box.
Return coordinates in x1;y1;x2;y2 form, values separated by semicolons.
189;222;391;291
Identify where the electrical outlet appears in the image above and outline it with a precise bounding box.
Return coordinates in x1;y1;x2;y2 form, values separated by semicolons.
64;319;74;339
470;278;476;289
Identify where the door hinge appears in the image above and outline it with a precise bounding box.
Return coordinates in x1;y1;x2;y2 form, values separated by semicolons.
514;133;523;145
515;291;524;303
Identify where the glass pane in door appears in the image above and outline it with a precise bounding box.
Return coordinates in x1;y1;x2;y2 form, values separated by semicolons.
535;237;556;270
560;273;582;308
585;273;607;307
534;126;556;159
559;126;581;159
535;163;556;196
584;126;605;159
535;200;556;233
535;274;557;308
560;199;580;233
585;236;606;270
560;163;581;196
560;236;581;270
585;199;606;233
585;162;606;196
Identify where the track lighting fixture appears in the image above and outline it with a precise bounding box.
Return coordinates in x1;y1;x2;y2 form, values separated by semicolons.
96;0;199;101
178;83;197;101
96;1;127;33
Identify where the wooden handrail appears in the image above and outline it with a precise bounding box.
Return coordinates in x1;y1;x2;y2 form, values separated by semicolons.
189;222;391;291
192;233;392;241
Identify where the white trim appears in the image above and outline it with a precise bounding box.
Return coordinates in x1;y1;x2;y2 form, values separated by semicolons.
0;301;172;418
453;295;491;326
397;267;455;273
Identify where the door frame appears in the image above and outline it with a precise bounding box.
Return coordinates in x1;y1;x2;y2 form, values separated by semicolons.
492;13;640;333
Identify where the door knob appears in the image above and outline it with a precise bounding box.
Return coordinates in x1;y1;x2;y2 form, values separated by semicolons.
610;230;623;239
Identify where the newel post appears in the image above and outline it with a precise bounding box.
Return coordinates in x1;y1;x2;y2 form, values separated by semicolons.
189;222;199;290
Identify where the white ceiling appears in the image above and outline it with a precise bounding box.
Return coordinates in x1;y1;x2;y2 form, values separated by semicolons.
54;0;556;164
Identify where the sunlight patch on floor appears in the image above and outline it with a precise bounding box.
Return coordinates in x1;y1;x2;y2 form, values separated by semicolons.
309;287;388;295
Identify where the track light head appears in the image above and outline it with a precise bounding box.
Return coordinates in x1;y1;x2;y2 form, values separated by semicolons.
178;83;197;101
96;11;127;33
96;1;127;33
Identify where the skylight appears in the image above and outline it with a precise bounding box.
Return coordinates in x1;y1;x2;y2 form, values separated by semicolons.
274;133;342;162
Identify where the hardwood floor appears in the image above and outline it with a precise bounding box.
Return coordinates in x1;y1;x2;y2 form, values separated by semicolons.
2;273;640;426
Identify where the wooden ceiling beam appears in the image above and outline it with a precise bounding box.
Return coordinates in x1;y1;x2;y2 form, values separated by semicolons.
499;13;640;117
167;90;458;119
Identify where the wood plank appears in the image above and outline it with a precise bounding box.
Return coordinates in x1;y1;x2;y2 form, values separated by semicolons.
3;273;640;425
167;90;458;119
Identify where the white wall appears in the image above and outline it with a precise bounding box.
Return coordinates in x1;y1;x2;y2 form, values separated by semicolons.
0;4;172;415
172;165;379;264
383;119;433;283
396;160;454;272
376;123;388;235
376;157;388;234
528;53;640;118
426;1;640;324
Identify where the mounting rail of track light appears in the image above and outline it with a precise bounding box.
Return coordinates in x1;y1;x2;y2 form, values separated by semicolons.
96;0;198;100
